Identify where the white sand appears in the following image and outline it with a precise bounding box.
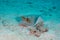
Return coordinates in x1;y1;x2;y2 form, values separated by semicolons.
0;29;56;40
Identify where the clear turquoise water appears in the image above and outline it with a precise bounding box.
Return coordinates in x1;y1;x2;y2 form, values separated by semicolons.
0;0;60;21
0;0;60;27
0;0;60;40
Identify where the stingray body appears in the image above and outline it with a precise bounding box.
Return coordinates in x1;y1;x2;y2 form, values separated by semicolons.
17;16;47;31
15;15;48;37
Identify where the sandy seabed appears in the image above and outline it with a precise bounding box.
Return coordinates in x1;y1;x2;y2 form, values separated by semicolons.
0;27;57;40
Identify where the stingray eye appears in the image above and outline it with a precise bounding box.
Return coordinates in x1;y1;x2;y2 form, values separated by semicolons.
33;31;36;33
26;18;31;23
26;18;29;21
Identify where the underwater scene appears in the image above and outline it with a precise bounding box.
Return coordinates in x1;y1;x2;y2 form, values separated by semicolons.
0;0;60;40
